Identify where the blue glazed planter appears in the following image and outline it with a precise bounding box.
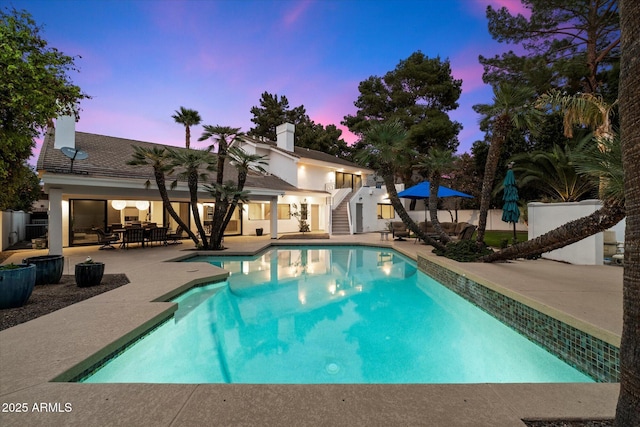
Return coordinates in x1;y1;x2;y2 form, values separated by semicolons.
22;255;64;286
75;262;105;287
0;264;36;309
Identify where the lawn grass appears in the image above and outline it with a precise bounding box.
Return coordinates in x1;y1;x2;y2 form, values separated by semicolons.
480;230;528;248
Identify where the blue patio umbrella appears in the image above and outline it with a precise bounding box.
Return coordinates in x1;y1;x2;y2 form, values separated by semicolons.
397;181;474;199
502;168;520;242
398;181;473;222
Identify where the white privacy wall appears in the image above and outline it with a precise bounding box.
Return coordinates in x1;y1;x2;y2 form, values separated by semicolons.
528;199;625;265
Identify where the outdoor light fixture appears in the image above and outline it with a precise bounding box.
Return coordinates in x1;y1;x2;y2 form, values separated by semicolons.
111;200;127;211
135;200;150;211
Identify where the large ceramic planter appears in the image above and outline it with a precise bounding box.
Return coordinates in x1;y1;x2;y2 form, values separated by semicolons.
75;262;105;287
22;255;64;286
0;264;36;309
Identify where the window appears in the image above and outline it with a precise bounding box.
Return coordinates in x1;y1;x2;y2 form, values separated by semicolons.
248;203;270;220
70;199;106;245
335;172;363;190
277;204;291;219
377;204;395;219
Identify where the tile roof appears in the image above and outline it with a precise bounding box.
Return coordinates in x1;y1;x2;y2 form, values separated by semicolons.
37;130;300;193
242;135;366;170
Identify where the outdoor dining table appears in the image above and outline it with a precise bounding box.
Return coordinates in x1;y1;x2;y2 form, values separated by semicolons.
112;228;147;249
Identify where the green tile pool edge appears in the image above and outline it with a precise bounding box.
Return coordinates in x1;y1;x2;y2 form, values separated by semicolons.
57;243;618;384
417;256;620;383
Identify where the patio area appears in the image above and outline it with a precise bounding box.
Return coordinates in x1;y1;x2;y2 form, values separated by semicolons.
0;233;622;426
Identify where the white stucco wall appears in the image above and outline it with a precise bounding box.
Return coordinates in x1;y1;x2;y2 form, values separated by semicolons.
404;205;528;231
0;211;30;251
268;151;298;187
298;164;334;192
241;194;329;236
349;186;394;233
528;199;625;265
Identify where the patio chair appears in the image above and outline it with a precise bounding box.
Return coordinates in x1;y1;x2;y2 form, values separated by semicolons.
122;227;145;249
146;227;168;246
93;228;119;250
390;221;409;240
452;224;477;241
167;225;184;244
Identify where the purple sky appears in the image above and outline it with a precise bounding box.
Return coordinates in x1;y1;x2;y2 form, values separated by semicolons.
16;0;529;164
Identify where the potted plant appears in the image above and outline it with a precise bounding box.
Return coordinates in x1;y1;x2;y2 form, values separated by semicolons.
22;254;64;286
0;263;37;309
291;203;310;233
75;256;105;287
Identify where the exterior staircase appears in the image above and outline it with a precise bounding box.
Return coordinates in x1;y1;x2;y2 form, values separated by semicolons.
331;195;351;235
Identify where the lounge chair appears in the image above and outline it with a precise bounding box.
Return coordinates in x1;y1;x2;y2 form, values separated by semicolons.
93;228;119;250
390;221;410;240
167;225;184;244
452;224;477;241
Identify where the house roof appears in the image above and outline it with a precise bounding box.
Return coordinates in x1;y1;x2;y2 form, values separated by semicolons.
241;134;368;171
36;130;300;193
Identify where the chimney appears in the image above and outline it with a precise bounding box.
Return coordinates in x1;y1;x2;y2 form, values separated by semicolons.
54;113;76;149
276;123;295;152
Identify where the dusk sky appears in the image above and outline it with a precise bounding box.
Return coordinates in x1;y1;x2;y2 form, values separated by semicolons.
15;0;529;163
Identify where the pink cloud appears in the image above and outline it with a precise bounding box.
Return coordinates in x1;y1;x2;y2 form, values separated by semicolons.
451;60;486;94
283;0;314;27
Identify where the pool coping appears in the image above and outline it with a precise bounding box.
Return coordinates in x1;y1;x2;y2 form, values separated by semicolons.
149;243;620;383
0;236;622;426
417;255;619;382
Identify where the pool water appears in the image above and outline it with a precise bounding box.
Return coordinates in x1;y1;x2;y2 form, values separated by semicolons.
82;246;593;384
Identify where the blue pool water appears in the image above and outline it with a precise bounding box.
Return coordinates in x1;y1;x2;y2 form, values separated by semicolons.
82;246;593;384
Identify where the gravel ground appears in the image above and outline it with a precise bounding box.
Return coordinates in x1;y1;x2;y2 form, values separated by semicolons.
0;274;129;331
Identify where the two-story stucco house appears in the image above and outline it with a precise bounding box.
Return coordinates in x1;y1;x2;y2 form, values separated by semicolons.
37;116;394;254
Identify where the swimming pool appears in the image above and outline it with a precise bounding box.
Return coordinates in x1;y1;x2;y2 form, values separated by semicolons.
82;246;593;384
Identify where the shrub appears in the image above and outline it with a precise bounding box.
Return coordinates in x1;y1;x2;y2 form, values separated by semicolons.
433;240;494;262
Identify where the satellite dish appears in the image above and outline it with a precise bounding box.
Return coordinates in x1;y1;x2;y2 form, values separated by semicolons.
60;146;88;172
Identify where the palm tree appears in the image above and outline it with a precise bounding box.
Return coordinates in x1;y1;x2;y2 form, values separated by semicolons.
480;135;624;262
354;120;446;251
172;107;202;149
536;90;617;142
199;125;244;186
417;147;455;243
537;89;618;197
205;146;268;250
481;87;625;262
198;126;246;250
473;83;539;245
126;145;199;244
508;141;595;202
615;1;639;424
166;147;216;248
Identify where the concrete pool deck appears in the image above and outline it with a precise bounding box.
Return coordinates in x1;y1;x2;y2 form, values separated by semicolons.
0;233;622;426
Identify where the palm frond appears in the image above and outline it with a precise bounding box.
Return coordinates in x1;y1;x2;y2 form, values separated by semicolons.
572;133;623;203
228;146;268;173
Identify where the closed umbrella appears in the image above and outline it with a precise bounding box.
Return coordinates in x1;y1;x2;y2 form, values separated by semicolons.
502;166;520;243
